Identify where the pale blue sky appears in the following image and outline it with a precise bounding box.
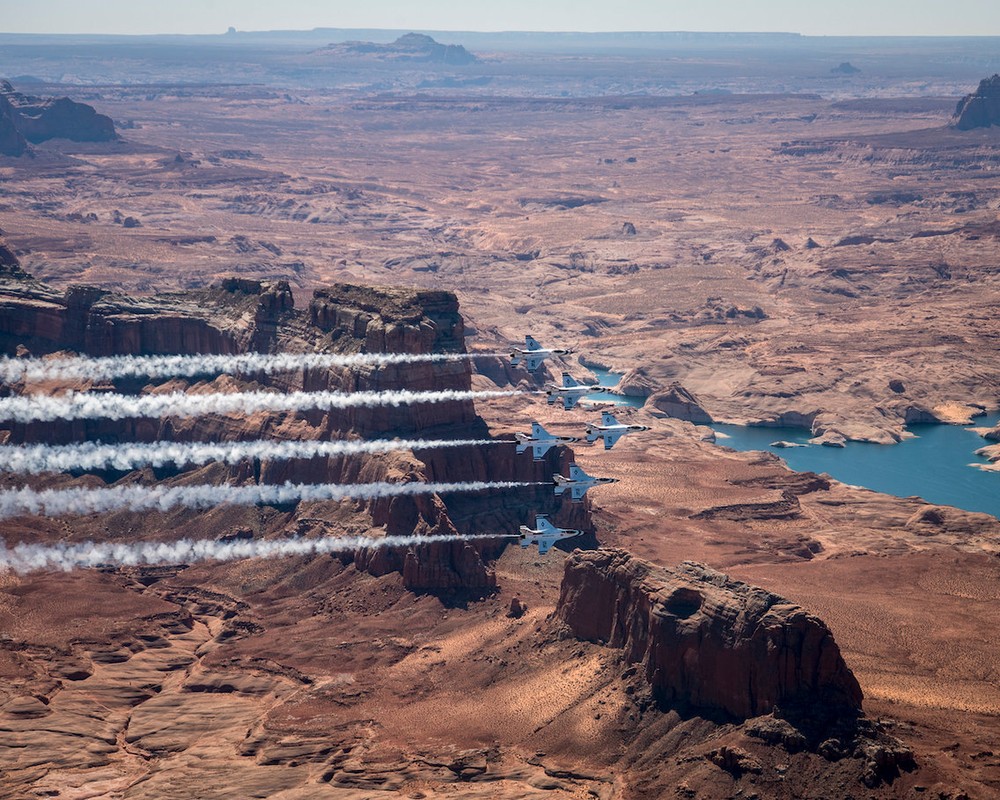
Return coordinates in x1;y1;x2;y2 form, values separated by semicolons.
2;0;999;37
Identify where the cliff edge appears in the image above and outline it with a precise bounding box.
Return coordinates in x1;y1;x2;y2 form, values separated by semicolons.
0;271;583;593
952;74;1000;130
0;80;117;156
556;549;863;719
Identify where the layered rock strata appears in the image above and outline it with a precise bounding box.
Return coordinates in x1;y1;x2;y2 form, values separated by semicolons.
0;80;117;155
0;270;584;592
555;549;863;718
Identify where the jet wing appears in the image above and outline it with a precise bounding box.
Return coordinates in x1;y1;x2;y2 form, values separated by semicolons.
571;485;588;501
532;442;552;460
537;538;552;554
524;354;544;372
602;431;624;450
562;394;579;411
525;336;542;351
602;411;619;426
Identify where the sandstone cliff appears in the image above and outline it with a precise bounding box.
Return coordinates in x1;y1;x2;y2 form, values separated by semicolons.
953;74;1000;130
0;91;29;156
0;80;117;156
556;549;862;719
0;271;583;592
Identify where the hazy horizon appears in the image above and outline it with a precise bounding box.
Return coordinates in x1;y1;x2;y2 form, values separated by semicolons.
3;0;1000;38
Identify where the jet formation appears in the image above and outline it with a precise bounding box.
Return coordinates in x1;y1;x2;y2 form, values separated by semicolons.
507;336;641;554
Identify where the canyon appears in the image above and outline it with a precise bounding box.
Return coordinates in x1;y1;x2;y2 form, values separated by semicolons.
1;30;1000;799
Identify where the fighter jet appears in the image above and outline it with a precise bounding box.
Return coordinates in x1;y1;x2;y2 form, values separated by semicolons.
585;411;651;450
509;335;573;373
518;515;583;555
515;421;580;461
545;372;607;411
553;462;619;502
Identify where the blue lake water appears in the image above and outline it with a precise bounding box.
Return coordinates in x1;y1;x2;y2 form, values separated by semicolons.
582;367;645;408
712;414;1000;518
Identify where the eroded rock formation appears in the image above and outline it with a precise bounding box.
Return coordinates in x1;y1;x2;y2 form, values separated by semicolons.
0;270;583;593
649;382;714;423
0;80;117;155
0;92;29;156
555;549;863;719
953;74;1000;130
0;237;22;272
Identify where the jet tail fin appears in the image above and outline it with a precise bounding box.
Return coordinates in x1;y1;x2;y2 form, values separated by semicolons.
535;516;556;534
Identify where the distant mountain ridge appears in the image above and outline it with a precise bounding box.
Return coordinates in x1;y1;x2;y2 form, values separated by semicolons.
315;33;477;65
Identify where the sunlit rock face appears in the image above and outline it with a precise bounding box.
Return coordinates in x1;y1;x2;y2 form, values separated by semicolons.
556;549;864;719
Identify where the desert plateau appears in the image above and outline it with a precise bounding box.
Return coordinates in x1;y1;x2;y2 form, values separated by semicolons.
1;21;1000;800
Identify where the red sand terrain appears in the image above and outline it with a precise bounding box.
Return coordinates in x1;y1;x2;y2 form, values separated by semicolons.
1;39;1000;798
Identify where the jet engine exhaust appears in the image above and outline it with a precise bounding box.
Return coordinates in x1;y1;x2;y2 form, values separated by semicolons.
0;388;524;423
0;531;508;574
0;480;539;520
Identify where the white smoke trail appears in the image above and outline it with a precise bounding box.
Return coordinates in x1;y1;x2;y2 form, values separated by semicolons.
0;480;536;520
0;531;511;574
0;438;504;474
0;388;525;424
0;351;504;384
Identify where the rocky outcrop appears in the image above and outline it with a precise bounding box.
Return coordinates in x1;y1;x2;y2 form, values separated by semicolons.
555;550;863;719
316;33;477;66
0;80;116;153
0;276;241;360
0;238;23;272
831;62;861;75
616;367;660;399
648;382;713;423
0;272;584;594
953;74;1000;130
0;92;29;156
